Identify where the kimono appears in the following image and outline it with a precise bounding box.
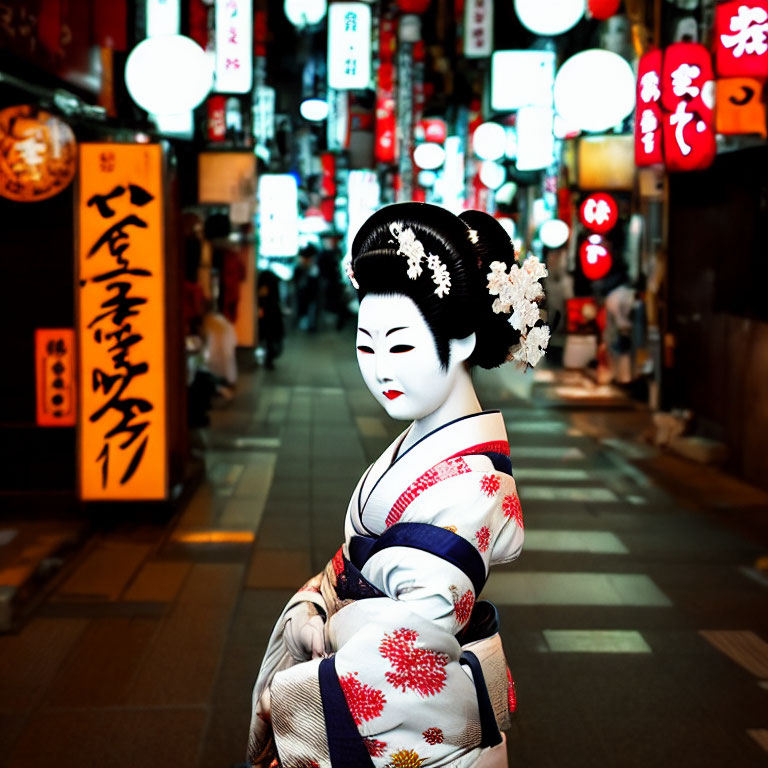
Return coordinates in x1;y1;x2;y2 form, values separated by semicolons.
249;410;524;768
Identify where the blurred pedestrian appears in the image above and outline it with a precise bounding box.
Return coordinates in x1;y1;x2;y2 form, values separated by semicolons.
257;269;285;370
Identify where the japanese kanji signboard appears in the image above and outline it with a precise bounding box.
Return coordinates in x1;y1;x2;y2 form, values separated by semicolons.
35;329;76;427
215;0;253;93
579;235;613;280
715;77;768;135
715;0;768;79
635;50;664;166
579;192;618;233
328;2;372;90
77;144;168;501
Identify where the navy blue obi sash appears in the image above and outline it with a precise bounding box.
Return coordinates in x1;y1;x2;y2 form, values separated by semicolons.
348;522;488;598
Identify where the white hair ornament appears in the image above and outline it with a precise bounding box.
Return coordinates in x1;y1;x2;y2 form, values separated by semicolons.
389;222;451;298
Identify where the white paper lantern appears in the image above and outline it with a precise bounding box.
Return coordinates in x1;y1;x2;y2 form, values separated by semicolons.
300;98;329;121
418;170;438;187
472;122;506;161
284;0;327;26
413;142;446;170
125;35;213;115
553;49;635;133
539;219;570;248
479;160;506;190
514;0;585;35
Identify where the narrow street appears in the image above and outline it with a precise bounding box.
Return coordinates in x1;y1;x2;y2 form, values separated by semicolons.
1;330;767;768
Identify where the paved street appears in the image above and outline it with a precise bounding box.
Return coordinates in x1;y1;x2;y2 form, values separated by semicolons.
1;330;768;768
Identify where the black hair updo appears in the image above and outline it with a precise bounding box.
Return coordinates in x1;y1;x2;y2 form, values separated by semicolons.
350;202;522;369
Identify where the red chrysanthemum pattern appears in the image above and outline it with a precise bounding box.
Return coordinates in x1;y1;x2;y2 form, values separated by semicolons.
388;749;426;768
507;667;517;713
502;494;524;528
475;525;491;553
452;588;475;625
379;628;448;697
386;457;472;527
479;473;501;497
339;672;387;725
364;737;388;757
422;727;444;745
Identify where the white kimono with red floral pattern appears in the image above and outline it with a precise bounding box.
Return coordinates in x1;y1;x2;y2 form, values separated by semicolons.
249;410;524;768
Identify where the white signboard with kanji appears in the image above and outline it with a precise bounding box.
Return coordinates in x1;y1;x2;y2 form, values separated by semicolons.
328;2;372;90
465;0;494;58
215;0;253;94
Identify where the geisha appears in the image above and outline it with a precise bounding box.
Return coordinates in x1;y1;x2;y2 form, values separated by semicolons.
248;203;549;768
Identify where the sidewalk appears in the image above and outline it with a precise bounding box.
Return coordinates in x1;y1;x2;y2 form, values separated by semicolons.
1;329;767;767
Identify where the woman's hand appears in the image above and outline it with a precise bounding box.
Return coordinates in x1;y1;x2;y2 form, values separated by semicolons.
283;601;326;661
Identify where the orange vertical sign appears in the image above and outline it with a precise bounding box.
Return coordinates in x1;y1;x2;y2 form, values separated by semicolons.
35;329;76;427
77;144;167;500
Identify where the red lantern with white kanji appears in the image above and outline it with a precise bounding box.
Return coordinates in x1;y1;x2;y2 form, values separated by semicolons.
588;0;620;20
580;235;612;280
715;0;768;80
635;49;664;166
661;43;717;172
579;193;618;234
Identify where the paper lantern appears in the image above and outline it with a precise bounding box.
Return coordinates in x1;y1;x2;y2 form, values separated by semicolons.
714;0;768;79
661;42;716;172
579;192;618;233
588;0;620;20
125;35;213;114
0;105;76;202
421;118;447;144
479;160;506;189
579;234;612;280
514;0;585;36
284;0;327;27
473;122;507;161
300;98;329;121
413;142;446;170
554;49;636;133
635;49;664;166
539;219;570;248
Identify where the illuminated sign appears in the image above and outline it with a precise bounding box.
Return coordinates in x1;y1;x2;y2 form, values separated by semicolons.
328;2;372;90
0;106;76;203
146;0;180;36
715;77;768;136
77;144;168;500
491;50;555;111
514;0;584;35
464;0;493;58
579;234;612;280
257;174;299;256
661;43;716;172
715;0;768;79
35;329;76;427
579;193;618;233
215;0;253;93
515;106;555;171
635;50;664;167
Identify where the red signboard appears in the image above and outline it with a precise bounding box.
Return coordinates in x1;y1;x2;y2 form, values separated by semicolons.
715;0;768;79
715;77;768;136
374;20;397;164
207;95;227;142
579;192;618;233
35;329;76;427
661;43;716;172
635;50;664;166
579;235;613;281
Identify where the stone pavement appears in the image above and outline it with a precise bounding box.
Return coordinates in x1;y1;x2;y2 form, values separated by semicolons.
1;330;768;768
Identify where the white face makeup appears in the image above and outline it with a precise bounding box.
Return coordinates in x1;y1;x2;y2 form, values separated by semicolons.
356;294;471;422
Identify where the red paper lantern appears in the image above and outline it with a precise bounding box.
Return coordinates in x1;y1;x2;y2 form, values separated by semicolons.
661;43;716;172
715;0;768;80
579;193;618;233
397;0;430;12
588;0;621;20
375;62;396;164
421;118;447;144
635;49;664;166
579;235;613;281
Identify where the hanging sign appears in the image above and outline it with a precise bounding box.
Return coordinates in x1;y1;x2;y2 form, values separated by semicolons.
635;49;664;166
0;106;77;202
579;234;612;280
215;0;253;93
35;329;76;427
207;95;227;141
715;77;768;135
328;3;372;90
579;192;618;233
715;0;768;79
464;0;494;58
77;144;168;501
146;0;180;36
661;43;717;172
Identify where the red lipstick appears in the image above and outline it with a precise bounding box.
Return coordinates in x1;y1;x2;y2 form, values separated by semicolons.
383;390;403;400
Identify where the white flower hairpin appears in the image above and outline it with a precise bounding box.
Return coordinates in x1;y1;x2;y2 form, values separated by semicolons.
487;256;550;367
390;222;451;298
